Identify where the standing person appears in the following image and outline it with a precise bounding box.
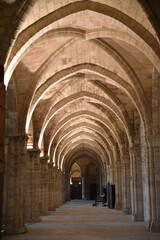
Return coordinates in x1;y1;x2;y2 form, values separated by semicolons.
102;193;105;206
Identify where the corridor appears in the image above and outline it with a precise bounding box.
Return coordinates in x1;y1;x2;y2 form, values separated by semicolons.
2;200;160;240
1;0;160;235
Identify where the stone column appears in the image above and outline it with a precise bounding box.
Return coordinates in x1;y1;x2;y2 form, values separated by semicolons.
65;173;70;201
145;138;160;232
110;165;116;184
61;172;64;203
25;149;41;222
62;172;66;204
121;161;131;214
40;157;48;215
144;69;160;231
99;174;102;198
48;163;55;211
58;169;63;206
82;176;85;199
54;167;62;208
106;168;111;184
114;162;122;210
0;65;5;239
130;146;144;221
104;162;107;186
52;167;59;208
4;135;27;234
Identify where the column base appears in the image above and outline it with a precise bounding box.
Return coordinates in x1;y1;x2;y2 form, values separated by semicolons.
123;208;131;214
115;203;122;210
54;204;60;208
26;217;41;223
132;213;144;221
48;207;56;211
41;211;50;216
146;220;160;232
6;226;28;235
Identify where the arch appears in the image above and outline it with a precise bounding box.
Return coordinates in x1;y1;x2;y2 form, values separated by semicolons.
5;24;160;89
54;132;110;168
53;127;114;168
38;91;133;148
66;147;104;176
26;63;150;140
50;121;116;156
70;162;82;178
59;137;109;169
47;110;124;157
4;0;159;68
63;143;107;173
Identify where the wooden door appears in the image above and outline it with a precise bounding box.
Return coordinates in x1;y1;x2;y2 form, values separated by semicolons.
90;183;97;200
70;184;82;199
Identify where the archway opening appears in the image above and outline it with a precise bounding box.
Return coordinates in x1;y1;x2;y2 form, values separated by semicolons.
70;162;82;199
86;162;100;200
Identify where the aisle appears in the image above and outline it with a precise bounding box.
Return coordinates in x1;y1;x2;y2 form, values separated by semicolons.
2;200;160;240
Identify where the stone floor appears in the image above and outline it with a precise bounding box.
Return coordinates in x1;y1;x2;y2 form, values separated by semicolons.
2;200;160;240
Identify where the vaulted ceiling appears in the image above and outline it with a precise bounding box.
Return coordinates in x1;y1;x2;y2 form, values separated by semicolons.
1;0;160;173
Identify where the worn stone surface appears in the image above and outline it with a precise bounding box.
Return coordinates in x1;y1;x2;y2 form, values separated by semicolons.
2;200;160;240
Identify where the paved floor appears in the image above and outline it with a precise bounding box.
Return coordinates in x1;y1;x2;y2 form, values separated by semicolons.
2;200;160;240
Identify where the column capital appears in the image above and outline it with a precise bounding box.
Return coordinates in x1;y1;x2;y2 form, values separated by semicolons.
27;148;40;165
48;162;53;169
40;156;49;164
129;145;141;155
7;134;28;142
53;165;58;170
27;148;40;153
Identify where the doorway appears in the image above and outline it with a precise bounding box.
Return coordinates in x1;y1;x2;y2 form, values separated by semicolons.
90;183;97;200
70;162;82;199
70;183;82;199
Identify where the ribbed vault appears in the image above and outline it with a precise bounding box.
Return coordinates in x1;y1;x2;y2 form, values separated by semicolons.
3;0;159;174
1;0;160;233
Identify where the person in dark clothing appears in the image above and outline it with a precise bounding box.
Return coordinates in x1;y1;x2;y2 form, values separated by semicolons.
102;193;105;206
